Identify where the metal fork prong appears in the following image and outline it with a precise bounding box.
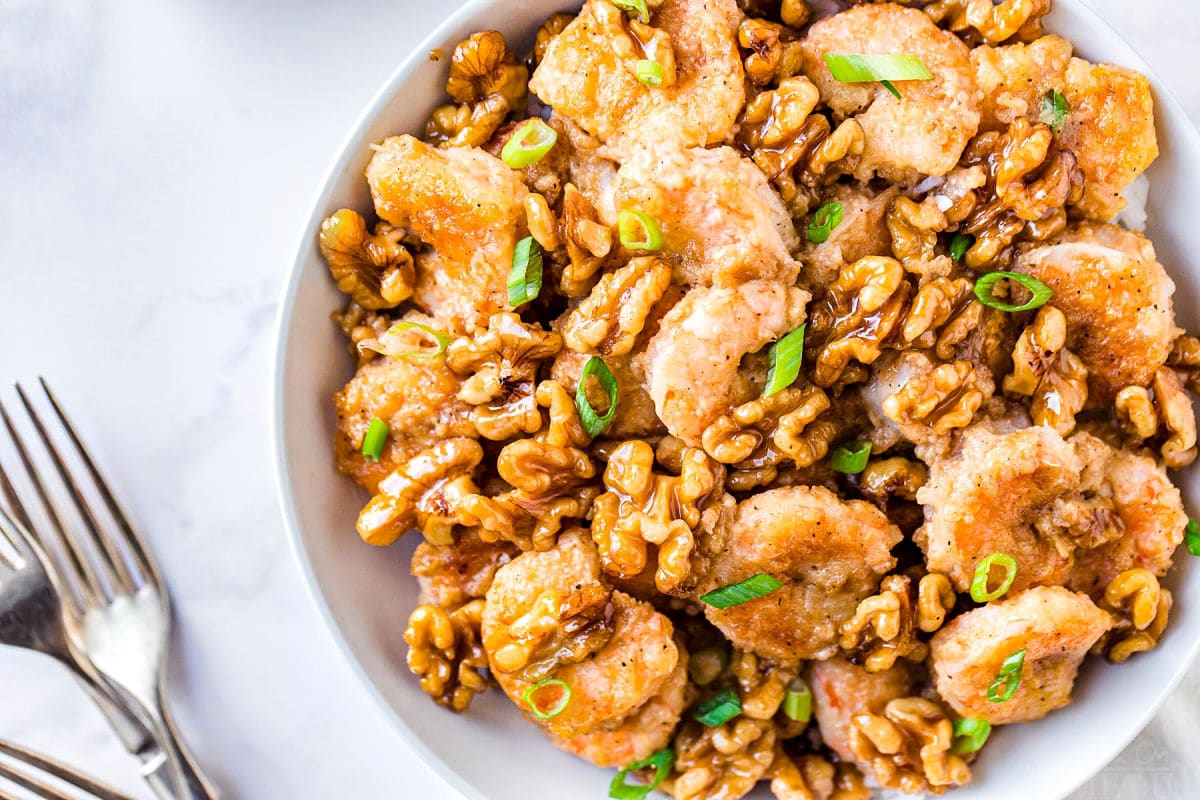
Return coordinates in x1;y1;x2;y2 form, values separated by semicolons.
0;400;102;607
15;384;138;596
0;740;133;800
0;759;74;800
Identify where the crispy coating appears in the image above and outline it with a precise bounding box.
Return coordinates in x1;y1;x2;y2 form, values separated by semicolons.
800;4;982;181
811;658;919;766
1015;223;1179;403
412;529;518;609
971;35;1073;131
552;349;665;439
365;135;528;331
800;183;897;291
529;0;745;148
641;281;810;446
702;487;901;661
930;586;1112;724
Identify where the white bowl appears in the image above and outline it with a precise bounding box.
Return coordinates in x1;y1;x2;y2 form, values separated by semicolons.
272;2;1200;798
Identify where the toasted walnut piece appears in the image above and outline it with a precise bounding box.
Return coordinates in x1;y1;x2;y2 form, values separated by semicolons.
1003;306;1089;436
810;257;908;387
731;650;798;720
524;193;561;251
446;31;528;106
903;278;983;360
771;751;870;800
916;573;956;634
446;313;562;440
882;359;985;436
702;385;832;466
1114;368;1198;468
562;257;672;357
1168;334;1200;394
1115;386;1158;440
404;600;489;712
1101;569;1173;663
318;209;414;310
357;439;482;547
425;94;511;148
738;19;804;87
591;440;724;594
559;184;614;297
860;458;927;506
839;575;926;672
532;12;575;67
850;697;971;794
926;0;1050;44
802;118;865;191
668;718;777;800
332;302;393;363
887;196;951;278
780;0;812;29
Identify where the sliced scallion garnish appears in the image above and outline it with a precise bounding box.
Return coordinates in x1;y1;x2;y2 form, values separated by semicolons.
807;201;843;244
823;53;932;99
1185;518;1200;556
969;553;1018;603
986;648;1026;703
611;0;650;24
358;321;451;360
692;689;741;727
950;717;992;754
700;573;783;610
635;59;663;88
361;417;389;463
880;79;901;99
973;271;1053;313
522;677;571;720
617;209;663;251
508;236;543;307
500;118;558;169
831;440;871;474
783;678;812;723
764;325;806;397
609;748;675;800
949;232;974;262
575;356;619;438
1039;89;1069;134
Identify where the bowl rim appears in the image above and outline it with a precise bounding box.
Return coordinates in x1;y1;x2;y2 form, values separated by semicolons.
270;2;1200;798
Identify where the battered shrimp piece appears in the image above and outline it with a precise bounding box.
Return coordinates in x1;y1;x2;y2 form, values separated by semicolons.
553;113;618;216
482;530;680;739
811;658;919;764
639;281;810;446
551;657;689;767
529;0;745;148
334;331;475;493
1061;58;1159;221
915;423;1082;594
365;135;528;331
1069;445;1188;597
930;586;1112;725
800;4;981;181
1015;223;1180;403
411;529;518;609
552;349;664;439
800;183;898;291
606;142;802;287
702;487;901;661
971;35;1073;131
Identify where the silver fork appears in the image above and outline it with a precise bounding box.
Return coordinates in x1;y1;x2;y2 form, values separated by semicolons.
0;380;218;800
0;738;133;800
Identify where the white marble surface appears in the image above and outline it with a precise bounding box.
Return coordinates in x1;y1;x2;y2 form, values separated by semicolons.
0;1;1197;798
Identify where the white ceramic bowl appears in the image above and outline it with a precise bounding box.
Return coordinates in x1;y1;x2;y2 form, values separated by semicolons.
273;2;1200;798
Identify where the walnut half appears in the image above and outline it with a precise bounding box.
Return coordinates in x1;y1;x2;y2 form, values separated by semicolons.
404;599;490;712
318;209;414;310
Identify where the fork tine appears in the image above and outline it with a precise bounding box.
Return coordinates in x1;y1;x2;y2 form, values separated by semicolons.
14;384;138;596
0;740;133;800
0;759;75;800
0;464;28;565
0;400;102;607
37;379;157;585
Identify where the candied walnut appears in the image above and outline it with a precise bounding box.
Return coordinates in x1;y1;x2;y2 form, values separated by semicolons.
925;0;1050;45
887;196;952;279
738;18;804;87
532;12;575;67
1168;334;1200;394
1003;306;1089;436
562;257;672;356
903;278;983;360
881;359;985;436
839;575;926;672
331;302;392;364
810;257;907;387
849;697;971;794
771;753;870;800
730;650;798;720
780;0;811;29
859;458;926;506
404;600;490;712
425;93;510;148
916;573;956;634
318;209;414;310
412;530;516;610
559;184;614;297
590;439;725;594
1099;568;1173;663
702;385;833;469
446;313;563;440
524;192;561;251
668;718;776;800
446;31;528;106
1114;367;1198;468
357;439;483;547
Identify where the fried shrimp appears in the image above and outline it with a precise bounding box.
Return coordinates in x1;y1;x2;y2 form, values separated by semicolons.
811;657;919;765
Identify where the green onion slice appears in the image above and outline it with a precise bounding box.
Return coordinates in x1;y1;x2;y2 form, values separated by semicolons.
635;59;663;88
700;573;783;610
823;53;932;94
361;417;389;463
1039;89;1069;134
575;356;619;438
522;678;571;720
951;717;992;754
949;232;974;262
880;79;901;99
969;553;1018;602
617;209;663;251
609;748;675;800
973;271;1053;313
986;648;1026;703
764;325;806;397
692;689;742;727
783;678;812;723
1185;518;1200;557
807;201;844;244
358;321;452;360
611;0;650;24
831;440;871;474
508;236;543;307
500;118;558;169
